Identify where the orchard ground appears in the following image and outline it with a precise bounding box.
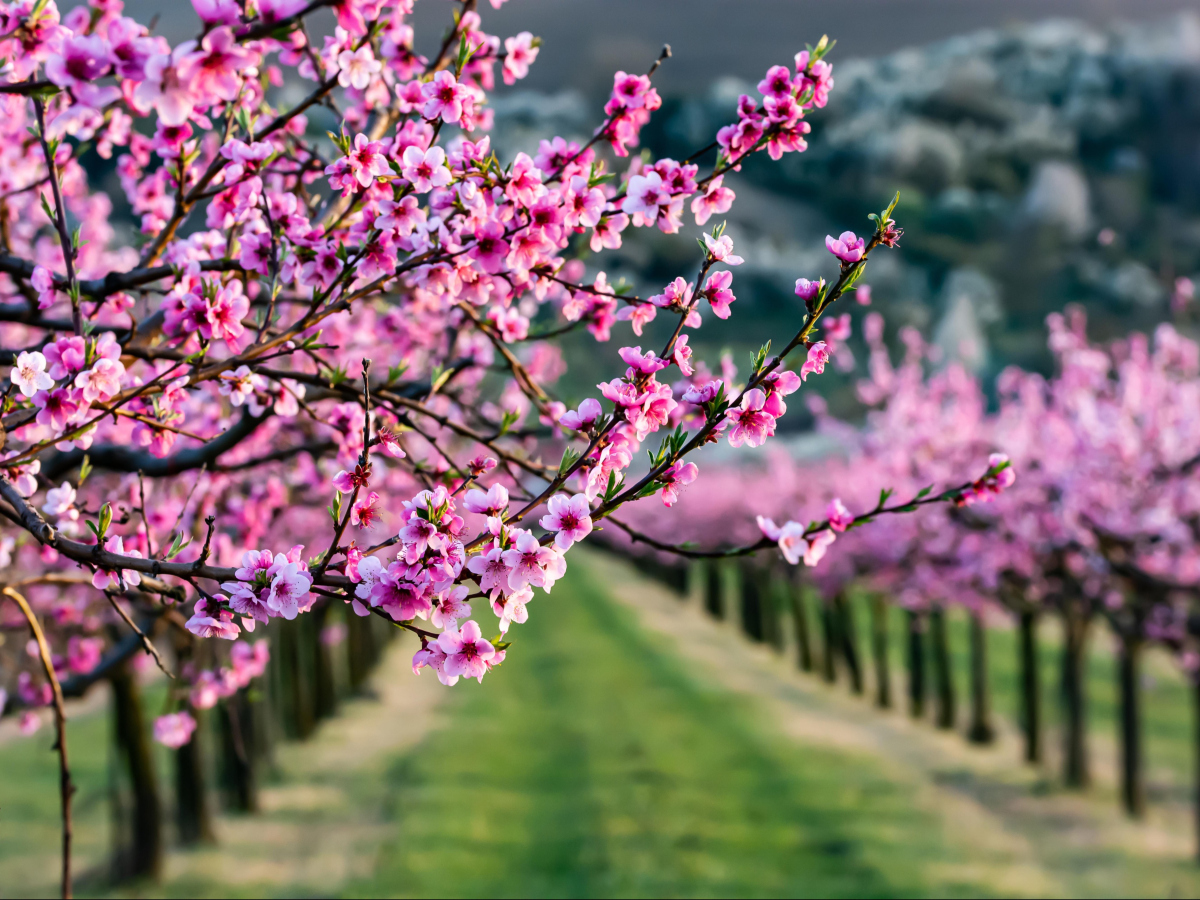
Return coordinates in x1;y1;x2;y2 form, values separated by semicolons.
2;553;1199;898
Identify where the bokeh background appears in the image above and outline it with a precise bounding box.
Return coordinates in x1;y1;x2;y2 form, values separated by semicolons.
6;1;1200;897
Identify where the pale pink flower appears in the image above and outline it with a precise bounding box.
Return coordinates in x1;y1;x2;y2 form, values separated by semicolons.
431;585;472;629
622;170;667;219
10;351;53;398
466;546;514;597
264;561;312;620
192;0;241;25
401;144;451;193
618;346;668;376
74;358;124;404
135;43;201;127
92;535;143;590
540;493;592;549
703;233;744;265
777;521;809;565
502;31;539;85
803;529;836;566
337;45;381;90
464;483;509;516
502;531;554;590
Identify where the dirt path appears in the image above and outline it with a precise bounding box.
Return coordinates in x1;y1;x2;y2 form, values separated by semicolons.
592;553;1200;899
145;633;447;898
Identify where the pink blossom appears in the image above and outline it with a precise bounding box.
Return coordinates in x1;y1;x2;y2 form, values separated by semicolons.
437;619;495;682
466;546;514;597
825;231;865;263
703;233;744;265
192;0;241;26
10;351;53;398
659;461;698;507
702;270;736;319
622;170;667;220
401;144;451;193
74;358;125;404
725;389;776;448
540;493;593;549
182;27;255;103
135;43;201;127
464;483;509;516
827;498;854;532
338;45;381;90
799;341;830;381
502;531;554;590
421;70;469;124
264;560;312;620
431;585;472;629
502;31;539;85
794;277;824;304
618;346;668;376
92;535;144;590
560;398;603;431
154;712;197;749
803;529;836;566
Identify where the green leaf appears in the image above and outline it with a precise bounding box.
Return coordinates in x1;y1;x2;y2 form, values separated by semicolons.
77;454;92;487
97;502;112;541
558;446;581;475
915;485;933;500
165;532;192;560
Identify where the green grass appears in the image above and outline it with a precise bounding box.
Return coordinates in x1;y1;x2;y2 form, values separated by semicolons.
352;563;996;898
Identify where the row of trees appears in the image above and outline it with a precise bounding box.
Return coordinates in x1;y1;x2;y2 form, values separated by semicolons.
616;306;1200;852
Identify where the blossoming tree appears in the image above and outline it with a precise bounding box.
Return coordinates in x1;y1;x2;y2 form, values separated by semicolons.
0;0;1010;894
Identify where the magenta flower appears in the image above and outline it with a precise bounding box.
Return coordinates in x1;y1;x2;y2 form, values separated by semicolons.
702;270;736;319
437;619;496;682
540;493;593;549
618;346;669;376
45;33;111;91
135;43;201;127
659;461;698;507
264;561;313;620
827;498;854;533
672;335;695;376
800;341;830;381
758;64;796;100
825;231;865;263
181;26;256;103
725;389;777;448
794;277;824;303
560;398;603;431
421;70;469;124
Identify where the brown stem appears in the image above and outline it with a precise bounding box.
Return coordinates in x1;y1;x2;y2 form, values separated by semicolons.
2;586;73;899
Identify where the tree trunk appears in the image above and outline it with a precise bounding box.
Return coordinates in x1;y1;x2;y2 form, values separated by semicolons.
907;610;925;719
312;601;338;721
173;713;215;844
870;596;891;709
279;617;316;740
789;578;814;673
1061;605;1090;789
967;611;995;744
345;605;376;693
821;599;838;684
835;592;863;695
110;664;162;880
1019;610;1042;764
219;692;259;813
169;631;214;845
1118;633;1145;818
704;561;725;620
739;563;764;642
931;606;956;729
761;570;784;652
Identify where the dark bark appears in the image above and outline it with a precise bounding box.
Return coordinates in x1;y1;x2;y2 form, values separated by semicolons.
931;607;956;730
1193;675;1200;862
1118;633;1145;818
312;602;339;720
835;592;863;695
870;595;892;709
345;605;377;693
739;564;765;642
907;610;926;719
219;693;260;813
967;612;995;744
278;617;316;740
109;664;162;880
1019;610;1042;764
173;714;215;845
704;561;725;620
821;599;838;684
761;570;783;652
1061;604;1091;789
789;577;814;673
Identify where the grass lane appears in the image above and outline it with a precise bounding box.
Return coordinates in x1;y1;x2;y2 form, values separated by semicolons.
356;562;997;898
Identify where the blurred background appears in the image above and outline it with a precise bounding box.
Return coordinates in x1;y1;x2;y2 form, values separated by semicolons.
7;1;1200;897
